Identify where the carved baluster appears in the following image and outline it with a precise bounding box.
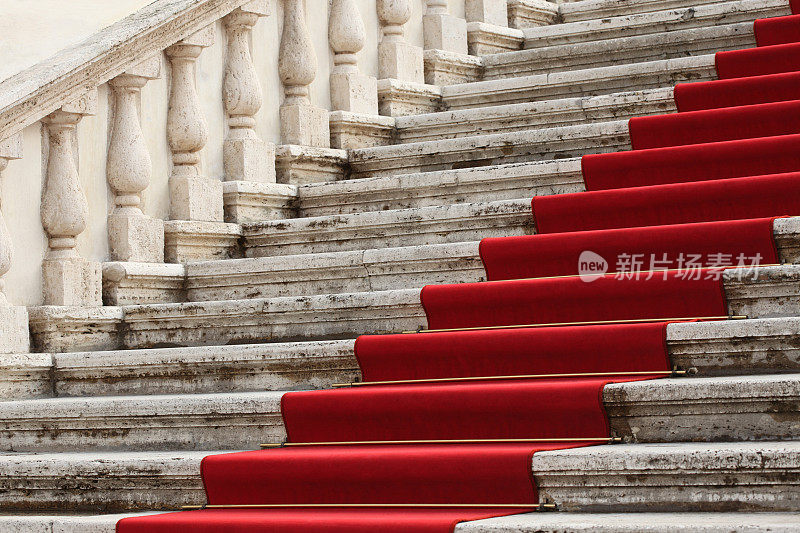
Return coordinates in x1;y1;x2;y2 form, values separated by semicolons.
0;133;30;351
0;134;22;306
107;56;165;263
377;0;423;83
279;0;329;147
465;0;509;26
223;0;275;182
41;91;102;306
329;0;378;114
424;0;467;54
166;26;223;222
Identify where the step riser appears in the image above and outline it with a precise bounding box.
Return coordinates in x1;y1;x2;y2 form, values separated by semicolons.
27;266;800;353
296;161;584;218
396;89;675;143
244;200;534;258
486;25;755;80
533;443;800;512
443;57;716;110
560;0;742;23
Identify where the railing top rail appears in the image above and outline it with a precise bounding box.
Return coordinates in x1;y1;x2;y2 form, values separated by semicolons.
0;0;253;141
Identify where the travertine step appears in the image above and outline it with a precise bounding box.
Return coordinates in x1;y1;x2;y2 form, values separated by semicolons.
0;373;795;452
348;120;630;178
0;392;285;452
0;442;797;513
0;451;209;512
296;159;584;217
27;265;800;352
395;88;675;143
560;0;740;23
0;514;160;533
443;55;716;109
5;316;800;398
243;199;534;257
456;512;800;532
486;22;755;80
532;441;800;511
523;0;787;49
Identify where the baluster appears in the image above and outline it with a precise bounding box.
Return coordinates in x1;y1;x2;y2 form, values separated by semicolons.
166;25;223;222
223;0;275;182
107;56;164;263
41;90;102;306
423;0;467;54
465;0;508;26
0;133;29;351
279;0;329;147
377;0;423;83
329;0;378;114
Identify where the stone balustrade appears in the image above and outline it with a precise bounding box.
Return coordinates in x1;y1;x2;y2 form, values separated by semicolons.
0;0;549;350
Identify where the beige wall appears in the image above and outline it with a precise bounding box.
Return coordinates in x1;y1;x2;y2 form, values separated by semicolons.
1;0;468;306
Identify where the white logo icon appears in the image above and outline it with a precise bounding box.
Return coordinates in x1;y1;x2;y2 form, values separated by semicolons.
578;251;608;282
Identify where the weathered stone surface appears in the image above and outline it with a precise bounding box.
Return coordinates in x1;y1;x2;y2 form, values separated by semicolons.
0;353;52;400
41;257;102;307
725;265;800;320
349;120;631;178
243;199;534;257
397;88;675;142
53;340;357;397
467;22;525;55
507;0;559;29
524;0;789;48
275;145;348;185
457;512;800;532
559;0;759;23
377;78;442;117
485;23;756;80
0;392;285;451
0;513;162;533
0;451;208;512
423;49;483;86
168;175;225;223
102;262;186;306
445;55;716;108
28;306;122;354
605;374;800;443
329;111;396;150
533;442;800;512
163;220;242;263
668;317;800;376
0;306;30;353
222;180;297;223
107;214;165;264
297;159;584;217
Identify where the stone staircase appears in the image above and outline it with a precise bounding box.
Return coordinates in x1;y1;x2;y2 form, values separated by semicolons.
2;0;800;530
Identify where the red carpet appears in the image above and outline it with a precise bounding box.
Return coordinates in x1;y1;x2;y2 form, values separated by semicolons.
581;134;800;191
480;218;779;282
533;173;800;233
715;41;800;79
674;71;800;112
421;272;727;331
355;323;670;382
628;100;800;149
119;9;800;533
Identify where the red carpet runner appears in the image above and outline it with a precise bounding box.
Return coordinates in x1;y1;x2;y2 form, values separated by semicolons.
119;7;800;533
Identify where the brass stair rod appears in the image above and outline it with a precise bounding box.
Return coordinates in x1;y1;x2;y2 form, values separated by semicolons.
404;315;747;334
260;437;623;448
181;503;557;510
332;369;691;388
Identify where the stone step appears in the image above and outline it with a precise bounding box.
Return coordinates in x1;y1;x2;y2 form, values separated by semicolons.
0;451;208;512
523;0;786;49
6;511;800;533
296;159;584;217
6;314;800;398
27;265;800;353
456;512;800;532
532;441;800;512
348;120;630;178
0;372;796;452
485;22;755;80
243;199;534;258
559;0;739;23
395;87;675;143
189;217;799;302
0;392;285;452
442;54;716;109
0;441;797;513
